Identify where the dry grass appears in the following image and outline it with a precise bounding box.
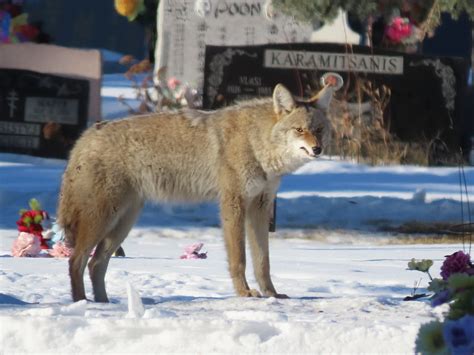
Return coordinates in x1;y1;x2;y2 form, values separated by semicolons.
117;57;201;115
325;79;458;166
274;223;472;245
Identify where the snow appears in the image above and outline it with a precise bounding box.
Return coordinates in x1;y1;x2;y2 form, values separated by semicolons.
0;73;473;354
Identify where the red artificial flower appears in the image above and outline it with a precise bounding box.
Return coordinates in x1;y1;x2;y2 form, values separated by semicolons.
17;210;45;236
17;24;39;41
385;17;413;44
16;199;50;249
16;224;30;233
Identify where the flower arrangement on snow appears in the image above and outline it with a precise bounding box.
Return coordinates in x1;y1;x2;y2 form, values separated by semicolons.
180;242;207;260
11;198;72;258
407;250;474;354
15;198;49;249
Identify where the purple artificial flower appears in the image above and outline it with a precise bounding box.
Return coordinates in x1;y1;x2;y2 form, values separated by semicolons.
440;251;472;280
442;315;474;354
430;289;451;307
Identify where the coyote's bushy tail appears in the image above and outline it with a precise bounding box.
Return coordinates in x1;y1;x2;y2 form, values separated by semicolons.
56;179;77;248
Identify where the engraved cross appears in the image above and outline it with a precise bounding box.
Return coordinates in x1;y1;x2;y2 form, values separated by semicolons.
6;90;19;118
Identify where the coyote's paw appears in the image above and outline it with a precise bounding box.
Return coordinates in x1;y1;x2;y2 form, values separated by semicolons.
238;289;262;297
263;291;289;299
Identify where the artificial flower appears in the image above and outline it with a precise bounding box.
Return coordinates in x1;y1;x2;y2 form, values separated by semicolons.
442;315;474;354
180;242;207;259
415;321;447;355
11;232;41;257
447;273;474;290
114;0;145;21
430;289;451;307
16;199;49;249
385;16;413;44
408;258;433;273
440;251;472;280
167;77;181;91
48;241;73;258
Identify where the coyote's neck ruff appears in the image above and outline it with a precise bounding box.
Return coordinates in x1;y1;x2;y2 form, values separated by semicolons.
58;83;337;302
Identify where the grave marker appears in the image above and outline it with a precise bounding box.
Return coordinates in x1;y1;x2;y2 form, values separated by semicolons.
154;0;313;90
0;69;89;158
203;43;468;164
0;44;101;159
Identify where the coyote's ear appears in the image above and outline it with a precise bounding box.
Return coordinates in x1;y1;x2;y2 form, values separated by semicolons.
273;84;295;115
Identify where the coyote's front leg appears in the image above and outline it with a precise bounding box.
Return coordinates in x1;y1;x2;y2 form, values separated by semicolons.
246;193;288;298
220;192;261;297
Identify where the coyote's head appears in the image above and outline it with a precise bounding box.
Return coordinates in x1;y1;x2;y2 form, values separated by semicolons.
271;82;337;162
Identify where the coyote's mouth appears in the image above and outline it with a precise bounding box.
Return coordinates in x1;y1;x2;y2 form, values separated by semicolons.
300;147;316;158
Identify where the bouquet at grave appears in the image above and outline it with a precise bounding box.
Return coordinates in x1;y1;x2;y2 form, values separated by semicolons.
407;251;474;354
118;55;200;112
0;1;40;43
156;74;201;110
383;15;422;52
12;198;49;256
11;198;74;257
385;16;414;44
271;1;474;32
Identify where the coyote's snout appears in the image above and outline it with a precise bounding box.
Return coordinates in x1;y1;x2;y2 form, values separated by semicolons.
58;81;339;302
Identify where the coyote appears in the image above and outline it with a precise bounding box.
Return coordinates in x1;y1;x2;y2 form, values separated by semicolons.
58;81;338;302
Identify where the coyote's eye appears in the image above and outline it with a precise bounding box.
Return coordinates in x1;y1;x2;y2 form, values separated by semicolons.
315;127;323;134
295;128;304;133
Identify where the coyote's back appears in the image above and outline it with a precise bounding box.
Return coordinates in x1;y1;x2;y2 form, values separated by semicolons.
59;112;220;240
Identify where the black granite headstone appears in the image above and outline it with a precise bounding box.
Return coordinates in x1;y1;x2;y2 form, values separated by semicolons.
203;43;469;164
0;69;89;159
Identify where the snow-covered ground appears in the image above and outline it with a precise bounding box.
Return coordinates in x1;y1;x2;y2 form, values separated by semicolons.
0;73;473;354
0;233;461;354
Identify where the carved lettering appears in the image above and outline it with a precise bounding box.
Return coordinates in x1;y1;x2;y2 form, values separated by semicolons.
239;76;262;86
388;58;399;73
226;85;241;94
214;1;261;18
264;49;404;74
319;54;331;68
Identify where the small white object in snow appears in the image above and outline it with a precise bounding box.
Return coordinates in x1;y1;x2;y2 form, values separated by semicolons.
126;282;145;318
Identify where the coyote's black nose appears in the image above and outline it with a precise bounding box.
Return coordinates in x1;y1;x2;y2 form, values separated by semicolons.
312;146;322;156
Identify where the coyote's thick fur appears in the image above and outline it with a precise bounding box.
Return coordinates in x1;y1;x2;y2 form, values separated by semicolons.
58;84;336;302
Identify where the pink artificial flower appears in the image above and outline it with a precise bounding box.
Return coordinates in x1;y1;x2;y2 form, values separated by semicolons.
11;232;41;257
385;17;413;44
440;251;472;280
180;242;207;259
48;241;73;258
167;77;181;90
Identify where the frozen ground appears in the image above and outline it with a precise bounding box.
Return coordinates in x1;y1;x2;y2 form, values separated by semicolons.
0;230;462;354
0;73;473;354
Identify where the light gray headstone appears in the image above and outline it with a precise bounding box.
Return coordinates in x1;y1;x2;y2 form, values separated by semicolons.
154;0;313;91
